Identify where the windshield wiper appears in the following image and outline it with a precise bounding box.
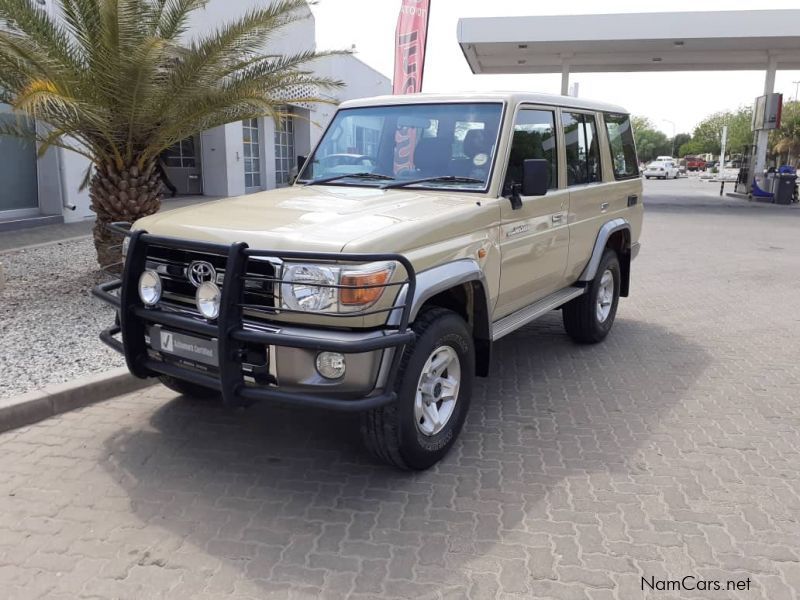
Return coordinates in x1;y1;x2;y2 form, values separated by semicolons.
381;175;484;190
304;172;395;186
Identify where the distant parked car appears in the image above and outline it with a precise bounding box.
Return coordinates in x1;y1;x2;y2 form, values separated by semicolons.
643;160;679;179
685;156;706;171
316;153;375;174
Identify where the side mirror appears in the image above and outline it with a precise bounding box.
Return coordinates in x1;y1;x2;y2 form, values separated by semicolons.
522;159;550;197
297;155;308;171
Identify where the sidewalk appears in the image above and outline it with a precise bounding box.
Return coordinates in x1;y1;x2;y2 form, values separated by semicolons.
0;195;217;253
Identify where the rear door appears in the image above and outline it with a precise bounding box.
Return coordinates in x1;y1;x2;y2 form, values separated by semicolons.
495;106;570;318
561;110;617;281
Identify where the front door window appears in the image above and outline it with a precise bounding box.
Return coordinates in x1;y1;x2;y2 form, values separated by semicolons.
243;118;262;192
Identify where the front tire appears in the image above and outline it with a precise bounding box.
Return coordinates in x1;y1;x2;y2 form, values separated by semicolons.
158;375;218;399
563;249;621;344
361;308;474;470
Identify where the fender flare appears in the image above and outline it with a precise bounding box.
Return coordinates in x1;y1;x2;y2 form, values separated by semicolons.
578;218;632;282
389;259;493;376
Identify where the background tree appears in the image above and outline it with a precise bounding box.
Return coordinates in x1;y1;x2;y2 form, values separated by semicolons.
0;0;342;269
681;107;753;157
631;116;671;162
771;100;800;166
672;132;691;154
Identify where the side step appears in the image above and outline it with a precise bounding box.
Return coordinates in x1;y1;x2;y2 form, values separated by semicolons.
492;287;586;341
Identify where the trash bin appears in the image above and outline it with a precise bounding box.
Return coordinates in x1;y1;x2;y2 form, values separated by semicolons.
775;173;797;205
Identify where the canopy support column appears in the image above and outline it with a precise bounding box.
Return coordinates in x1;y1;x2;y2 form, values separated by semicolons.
561;61;570;96
752;54;778;189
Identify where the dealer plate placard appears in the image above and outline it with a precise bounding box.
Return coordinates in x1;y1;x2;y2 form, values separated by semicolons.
149;326;218;367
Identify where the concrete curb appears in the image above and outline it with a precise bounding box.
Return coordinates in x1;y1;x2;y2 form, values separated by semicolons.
0;368;156;434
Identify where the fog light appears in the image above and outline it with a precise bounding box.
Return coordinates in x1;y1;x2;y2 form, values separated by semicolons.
316;352;346;380
196;281;221;319
138;270;162;306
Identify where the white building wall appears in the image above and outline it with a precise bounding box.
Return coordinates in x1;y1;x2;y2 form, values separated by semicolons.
307;54;393;150
59;150;93;223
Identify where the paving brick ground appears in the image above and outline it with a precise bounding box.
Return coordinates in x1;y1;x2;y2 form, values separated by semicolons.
1;178;799;599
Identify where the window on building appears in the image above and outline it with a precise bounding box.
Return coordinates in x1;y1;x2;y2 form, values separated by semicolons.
243;118;262;190
162;137;197;168
504;108;558;191
355;125;381;157
274;108;295;187
562;112;602;186
604;113;639;179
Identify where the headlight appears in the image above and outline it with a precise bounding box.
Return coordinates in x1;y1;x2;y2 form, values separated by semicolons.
281;264;338;312
138;270;162;306
196;281;221;319
280;262;395;313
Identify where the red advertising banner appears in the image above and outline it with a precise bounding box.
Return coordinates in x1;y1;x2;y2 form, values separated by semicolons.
393;0;431;173
393;0;430;95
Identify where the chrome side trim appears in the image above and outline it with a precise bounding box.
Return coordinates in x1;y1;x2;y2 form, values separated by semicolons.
578;218;631;282
492;287;585;341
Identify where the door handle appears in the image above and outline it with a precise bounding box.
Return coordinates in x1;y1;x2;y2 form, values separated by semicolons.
600;202;609;212
551;213;563;224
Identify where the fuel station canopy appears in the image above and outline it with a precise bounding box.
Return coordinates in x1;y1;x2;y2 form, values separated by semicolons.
457;9;800;191
458;9;800;77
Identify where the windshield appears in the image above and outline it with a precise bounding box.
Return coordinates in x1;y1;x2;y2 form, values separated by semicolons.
298;103;504;191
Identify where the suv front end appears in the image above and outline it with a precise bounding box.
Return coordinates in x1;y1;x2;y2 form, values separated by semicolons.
93;223;416;410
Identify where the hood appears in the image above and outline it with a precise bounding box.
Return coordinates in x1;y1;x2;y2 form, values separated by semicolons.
134;185;487;253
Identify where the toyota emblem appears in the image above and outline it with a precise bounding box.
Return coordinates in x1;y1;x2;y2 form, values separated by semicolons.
187;261;217;287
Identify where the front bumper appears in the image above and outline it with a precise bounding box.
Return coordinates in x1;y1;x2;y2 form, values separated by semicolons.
92;225;416;412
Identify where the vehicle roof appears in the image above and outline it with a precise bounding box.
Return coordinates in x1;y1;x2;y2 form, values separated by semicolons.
338;92;629;114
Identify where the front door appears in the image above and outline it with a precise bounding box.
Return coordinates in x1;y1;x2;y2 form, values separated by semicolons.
160;135;202;196
274;109;295;187
495;107;570;319
243;118;263;193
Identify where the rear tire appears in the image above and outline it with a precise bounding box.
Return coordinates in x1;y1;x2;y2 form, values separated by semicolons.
361;308;474;470
563;249;621;344
158;375;218;399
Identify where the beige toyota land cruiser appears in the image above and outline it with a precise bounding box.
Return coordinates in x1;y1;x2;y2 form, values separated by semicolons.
94;92;643;470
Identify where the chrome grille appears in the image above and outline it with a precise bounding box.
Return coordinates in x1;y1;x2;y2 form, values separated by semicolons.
145;246;276;312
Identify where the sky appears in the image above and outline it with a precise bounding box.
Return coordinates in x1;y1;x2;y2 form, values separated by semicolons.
310;0;800;136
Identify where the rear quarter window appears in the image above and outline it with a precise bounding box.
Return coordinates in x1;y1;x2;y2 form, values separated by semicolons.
604;113;639;180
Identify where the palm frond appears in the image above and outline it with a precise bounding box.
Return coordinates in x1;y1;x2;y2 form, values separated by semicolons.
0;0;355;173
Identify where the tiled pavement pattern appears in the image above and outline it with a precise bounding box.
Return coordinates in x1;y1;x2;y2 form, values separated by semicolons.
2;182;800;599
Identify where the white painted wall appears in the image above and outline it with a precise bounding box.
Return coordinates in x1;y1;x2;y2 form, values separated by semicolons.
59;150;93;223
308;54;393;149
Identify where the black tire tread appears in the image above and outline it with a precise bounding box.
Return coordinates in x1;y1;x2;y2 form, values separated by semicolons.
563;249;620;344
361;307;453;470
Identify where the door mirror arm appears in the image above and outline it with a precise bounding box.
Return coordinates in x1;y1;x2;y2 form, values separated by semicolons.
507;183;523;210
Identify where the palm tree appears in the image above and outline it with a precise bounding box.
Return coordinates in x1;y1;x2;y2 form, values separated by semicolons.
0;0;342;268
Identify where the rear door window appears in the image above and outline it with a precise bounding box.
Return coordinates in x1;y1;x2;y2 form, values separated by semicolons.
562;112;602;186
604;113;639;179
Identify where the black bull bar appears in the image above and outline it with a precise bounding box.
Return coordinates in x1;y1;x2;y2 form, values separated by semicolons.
91;223;417;411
